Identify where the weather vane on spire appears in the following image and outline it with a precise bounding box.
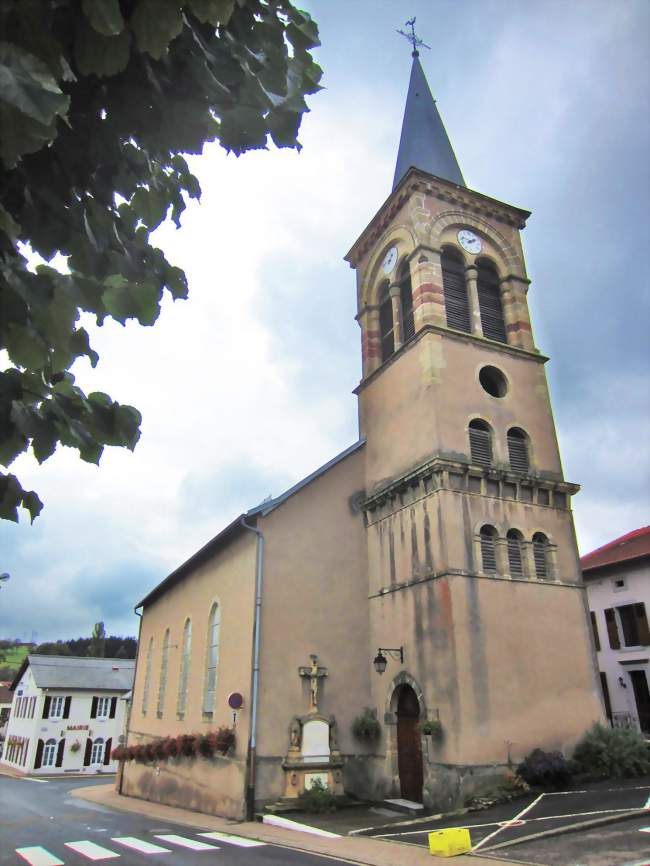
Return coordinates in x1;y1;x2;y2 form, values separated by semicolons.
397;17;431;57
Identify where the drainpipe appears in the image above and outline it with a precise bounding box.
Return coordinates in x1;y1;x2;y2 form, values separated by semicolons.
118;607;142;795
241;515;264;822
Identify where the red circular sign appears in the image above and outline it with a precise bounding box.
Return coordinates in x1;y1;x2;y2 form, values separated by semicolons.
228;692;244;710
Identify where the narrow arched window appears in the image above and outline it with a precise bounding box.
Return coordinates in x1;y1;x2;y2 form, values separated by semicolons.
90;737;104;765
442;248;470;333
507;529;525;578
507;428;529;473
398;261;414;342
177;619;192;717
533;532;550;579
157;629;170;717
142;637;153;716
42;738;57;767
203;602;221;715
477;259;506;343
480;525;498;574
469;419;492;467
378;281;395;362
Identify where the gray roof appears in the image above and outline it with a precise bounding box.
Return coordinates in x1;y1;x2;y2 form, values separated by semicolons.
393;54;465;190
18;655;135;692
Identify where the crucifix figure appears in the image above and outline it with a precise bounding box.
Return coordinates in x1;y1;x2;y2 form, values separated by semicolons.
298;654;328;712
396;17;431;58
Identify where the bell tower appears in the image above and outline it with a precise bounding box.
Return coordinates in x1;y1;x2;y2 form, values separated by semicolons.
347;47;603;808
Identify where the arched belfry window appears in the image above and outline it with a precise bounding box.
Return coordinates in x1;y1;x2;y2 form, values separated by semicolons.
469;419;492;467
441;248;470;333
533;532;551;579
480;525;498;574
378;281;395;362
507;428;529;473
398;260;414;342
507;529;525;578
477;259;507;343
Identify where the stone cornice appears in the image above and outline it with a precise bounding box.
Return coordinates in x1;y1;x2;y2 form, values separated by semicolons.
368;569;584;599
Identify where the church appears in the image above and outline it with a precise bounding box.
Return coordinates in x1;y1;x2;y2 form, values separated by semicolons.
120;50;604;820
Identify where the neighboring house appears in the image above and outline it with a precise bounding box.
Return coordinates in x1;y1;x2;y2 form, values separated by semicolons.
582;526;650;734
2;655;134;775
0;682;12;743
122;53;603;821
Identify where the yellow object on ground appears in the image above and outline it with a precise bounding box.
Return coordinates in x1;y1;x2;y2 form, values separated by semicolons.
428;827;472;857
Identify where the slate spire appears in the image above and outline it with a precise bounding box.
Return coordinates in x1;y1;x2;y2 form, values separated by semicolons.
392;53;465;190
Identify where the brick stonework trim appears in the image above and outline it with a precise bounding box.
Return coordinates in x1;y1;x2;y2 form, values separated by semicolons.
412;282;444;303
506;321;532;333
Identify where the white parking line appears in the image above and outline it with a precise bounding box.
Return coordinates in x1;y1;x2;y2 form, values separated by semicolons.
199;831;266;847
154;835;220;851
15;849;63;866
21;778;49;783
262;814;341;838
112;837;172;854
472;793;545;852
65;840;119;860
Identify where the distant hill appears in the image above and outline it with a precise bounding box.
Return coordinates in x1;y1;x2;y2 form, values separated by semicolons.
0;635;137;681
0;642;34;680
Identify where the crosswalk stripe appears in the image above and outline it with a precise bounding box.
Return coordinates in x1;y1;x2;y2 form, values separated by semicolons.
154;835;219;851
199;832;266;848
111;837;172;854
64;841;119;860
16;848;63;866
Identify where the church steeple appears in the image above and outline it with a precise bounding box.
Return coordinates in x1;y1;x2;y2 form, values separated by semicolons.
392;53;465;190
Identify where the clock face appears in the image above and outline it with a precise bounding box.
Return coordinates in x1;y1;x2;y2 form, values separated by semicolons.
381;246;398;274
458;229;482;255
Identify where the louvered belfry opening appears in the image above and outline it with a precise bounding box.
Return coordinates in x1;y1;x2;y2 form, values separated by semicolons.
480;525;498;574
477;259;507;343
399;261;415;342
441;248;471;333
469;419;492;467
533;532;549;579
507;428;529;473
507;529;525;578
379;281;395;362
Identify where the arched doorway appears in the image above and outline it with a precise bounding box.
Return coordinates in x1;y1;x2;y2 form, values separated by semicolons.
396;684;423;802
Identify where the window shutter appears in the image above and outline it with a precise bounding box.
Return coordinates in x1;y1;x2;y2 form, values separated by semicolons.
42;696;51;719
400;281;415;341
90;697;98;719
55;739;65;768
109;697;117;719
635;603;650;645
34;739;44;769
533;541;548;579
599;672;612;723
507;433;529;473
590;611;601;652
480;533;497;574
83;738;92;767
63;696;71;719
604;608;620;650
104;738;112;766
469;427;492;467
379;297;394;362
442;257;471;333
477;263;507;343
507;536;524;577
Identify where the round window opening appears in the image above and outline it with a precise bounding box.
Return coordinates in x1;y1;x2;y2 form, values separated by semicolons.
479;365;508;398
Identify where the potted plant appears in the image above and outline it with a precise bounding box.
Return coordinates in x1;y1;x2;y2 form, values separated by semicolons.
70;740;81;753
352;708;381;742
422;719;443;739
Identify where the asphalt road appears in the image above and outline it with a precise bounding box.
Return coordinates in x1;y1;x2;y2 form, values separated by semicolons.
0;776;349;866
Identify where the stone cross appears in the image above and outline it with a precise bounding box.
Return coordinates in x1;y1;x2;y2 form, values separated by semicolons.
298;654;328;712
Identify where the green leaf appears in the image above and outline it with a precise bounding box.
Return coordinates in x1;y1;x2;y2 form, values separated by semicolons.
82;0;125;37
165;266;188;300
4;323;49;369
0;41;70;126
74;19;131;77
0;472;42;523
102;278;161;325
0;103;58;168
267;107;302;149
218;106;268;154
130;0;184;60
189;0;235;25
0;204;20;243
131;187;168;231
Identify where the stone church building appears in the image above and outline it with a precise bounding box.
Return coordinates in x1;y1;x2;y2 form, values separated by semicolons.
122;53;603;819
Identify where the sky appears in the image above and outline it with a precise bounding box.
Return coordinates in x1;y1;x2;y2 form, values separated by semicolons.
1;0;648;644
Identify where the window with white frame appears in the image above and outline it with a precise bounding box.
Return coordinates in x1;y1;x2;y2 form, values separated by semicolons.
90;737;104;764
96;696;111;719
157;629;170;717
203;602;221;715
177;619;192;717
42;738;57;767
142;637;153;715
49;696;65;719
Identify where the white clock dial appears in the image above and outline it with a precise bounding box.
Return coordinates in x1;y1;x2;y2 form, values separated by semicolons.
381;246;398;274
457;229;482;255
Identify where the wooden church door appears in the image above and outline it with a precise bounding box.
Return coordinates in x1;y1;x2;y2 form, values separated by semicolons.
396;685;423;802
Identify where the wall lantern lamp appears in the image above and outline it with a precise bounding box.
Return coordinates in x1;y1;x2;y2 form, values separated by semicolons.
373;646;404;675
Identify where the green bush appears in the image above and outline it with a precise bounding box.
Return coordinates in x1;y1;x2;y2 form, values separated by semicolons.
572;723;650;779
297;778;338;813
352;708;381;742
517;748;572;788
422;719;443;739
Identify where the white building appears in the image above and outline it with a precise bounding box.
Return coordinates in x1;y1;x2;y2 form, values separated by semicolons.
2;655;134;775
582;526;650;734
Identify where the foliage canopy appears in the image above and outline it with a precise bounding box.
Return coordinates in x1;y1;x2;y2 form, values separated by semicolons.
0;0;321;523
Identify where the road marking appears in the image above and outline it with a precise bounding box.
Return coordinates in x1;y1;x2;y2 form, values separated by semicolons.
65;841;119;860
21;778;49;783
15;848;63;866
645;796;650;810
262;814;341;838
639;827;650;833
112;837;172;854
154;835;220;851
472;793;545;852
199;831;266;847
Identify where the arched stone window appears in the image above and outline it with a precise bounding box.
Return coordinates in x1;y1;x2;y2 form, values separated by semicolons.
507;428;529;473
480;525;498;574
42;738;57;767
398;260;414;342
533;532;551;579
378;281;395;362
507;529;525;578
203;602;221;715
157;629;170;717
177;619;192;717
442;248;470;333
477;258;506;343
90;737;104;765
469;419;492;467
142;637;153;716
